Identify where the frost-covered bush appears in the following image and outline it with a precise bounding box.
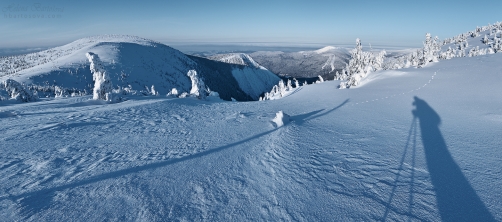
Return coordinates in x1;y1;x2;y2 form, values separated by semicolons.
0;79;38;102
440;47;456;60
178;92;189;98
286;79;293;91
86;52;113;101
372;50;386;70
113;85;137;96
483;35;490;44
492;37;502;52
317;75;324;83
167;88;178;97
150;85;158;96
468;46;480;57
54;86;69;98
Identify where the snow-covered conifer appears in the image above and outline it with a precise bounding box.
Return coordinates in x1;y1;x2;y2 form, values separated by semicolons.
86;52;113;101
187;70;206;99
277;80;286;97
151;85;158;96
372;50;386;70
483;34;489;44
343;38;375;87
286;79;293;91
419;33;440;67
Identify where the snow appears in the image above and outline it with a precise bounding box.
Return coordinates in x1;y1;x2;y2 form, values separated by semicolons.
231;67;280;100
314;46;337;54
1;35;502;221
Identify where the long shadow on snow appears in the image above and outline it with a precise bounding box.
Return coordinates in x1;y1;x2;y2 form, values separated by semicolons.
411;96;494;222
292;99;349;125
7;99;349;219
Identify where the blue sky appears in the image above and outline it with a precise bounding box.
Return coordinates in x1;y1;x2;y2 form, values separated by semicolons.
1;0;501;48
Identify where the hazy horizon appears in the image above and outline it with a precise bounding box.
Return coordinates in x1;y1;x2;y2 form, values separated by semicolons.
2;0;502;49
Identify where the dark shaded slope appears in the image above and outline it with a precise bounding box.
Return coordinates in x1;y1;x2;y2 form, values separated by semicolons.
188;55;253;101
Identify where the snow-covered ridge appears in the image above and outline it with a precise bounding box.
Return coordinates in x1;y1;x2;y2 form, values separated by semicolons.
314;46;337;54
208;53;267;70
249;47;351;79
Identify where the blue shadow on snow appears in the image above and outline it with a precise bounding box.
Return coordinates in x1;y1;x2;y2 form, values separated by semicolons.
412;96;494;222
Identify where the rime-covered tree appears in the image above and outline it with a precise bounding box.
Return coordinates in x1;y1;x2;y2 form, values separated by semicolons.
483;34;489;44
86;52;113;101
419;33;440;67
286;79;293;91
187;70;206;99
344;39;370;87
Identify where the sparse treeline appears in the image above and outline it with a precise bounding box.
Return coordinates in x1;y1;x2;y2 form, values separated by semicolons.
335;22;502;88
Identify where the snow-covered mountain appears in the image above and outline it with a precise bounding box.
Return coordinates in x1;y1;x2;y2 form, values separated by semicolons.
0;35;279;101
208;53;265;69
249;46;351;79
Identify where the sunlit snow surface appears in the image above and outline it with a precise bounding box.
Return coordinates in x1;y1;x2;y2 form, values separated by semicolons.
1;50;501;221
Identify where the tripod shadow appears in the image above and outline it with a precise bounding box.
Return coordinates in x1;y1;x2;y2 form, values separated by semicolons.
412;96;494;222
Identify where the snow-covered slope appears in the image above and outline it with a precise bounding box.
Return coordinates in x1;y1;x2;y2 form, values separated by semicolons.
250;46;351;79
206;53;280;100
1;49;501;221
0;35;278;101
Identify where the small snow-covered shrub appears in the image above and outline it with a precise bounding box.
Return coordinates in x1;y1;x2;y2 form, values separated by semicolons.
318;75;324;83
178;92;189;98
54;86;69;98
167;88;178;97
151;85;157;96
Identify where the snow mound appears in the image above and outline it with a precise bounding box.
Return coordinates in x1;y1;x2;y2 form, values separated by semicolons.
272;110;290;127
